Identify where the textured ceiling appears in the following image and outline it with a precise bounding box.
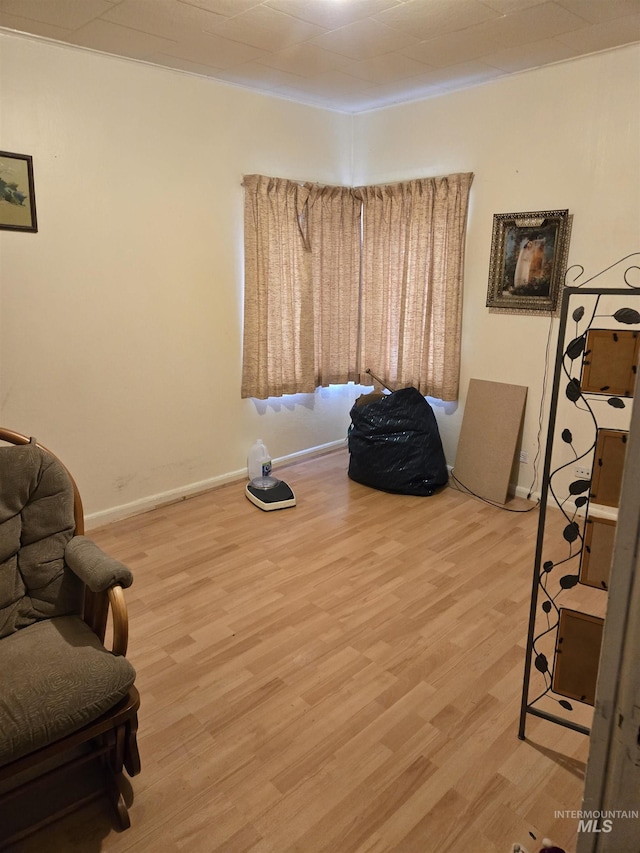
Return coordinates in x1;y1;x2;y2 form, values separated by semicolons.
2;0;639;112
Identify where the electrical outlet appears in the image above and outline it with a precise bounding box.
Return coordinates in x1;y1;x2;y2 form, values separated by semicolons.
519;450;528;463
575;466;591;479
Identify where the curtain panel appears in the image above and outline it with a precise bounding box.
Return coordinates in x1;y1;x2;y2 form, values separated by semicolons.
242;175;360;400
308;183;362;389
242;175;313;399
242;172;473;401
356;173;473;402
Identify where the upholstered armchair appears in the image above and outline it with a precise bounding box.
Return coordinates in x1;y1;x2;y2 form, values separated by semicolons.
0;429;140;846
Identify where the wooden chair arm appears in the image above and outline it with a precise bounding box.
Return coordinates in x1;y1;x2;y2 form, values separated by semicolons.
107;585;129;657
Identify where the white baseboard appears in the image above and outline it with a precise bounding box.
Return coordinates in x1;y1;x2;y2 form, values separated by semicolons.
449;466;613;515
470;479;617;519
514;484;540;502
85;438;347;530
87;442;612;530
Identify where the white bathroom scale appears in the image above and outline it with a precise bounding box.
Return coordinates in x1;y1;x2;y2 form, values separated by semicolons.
245;477;296;511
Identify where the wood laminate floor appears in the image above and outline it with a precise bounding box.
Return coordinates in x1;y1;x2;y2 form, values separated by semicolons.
6;449;591;852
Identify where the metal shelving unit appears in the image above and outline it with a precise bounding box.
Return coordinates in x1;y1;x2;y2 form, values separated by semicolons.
518;255;640;740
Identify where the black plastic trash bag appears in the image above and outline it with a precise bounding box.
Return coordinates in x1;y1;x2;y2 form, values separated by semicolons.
347;387;448;496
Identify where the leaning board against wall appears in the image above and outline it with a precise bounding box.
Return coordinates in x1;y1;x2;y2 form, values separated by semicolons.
453;379;527;505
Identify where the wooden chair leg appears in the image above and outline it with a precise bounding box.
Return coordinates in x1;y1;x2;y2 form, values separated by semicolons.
99;722;137;829
124;713;141;777
105;770;131;830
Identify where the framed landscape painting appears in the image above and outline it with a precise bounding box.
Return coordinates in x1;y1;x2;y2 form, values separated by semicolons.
486;209;571;314
0;151;37;232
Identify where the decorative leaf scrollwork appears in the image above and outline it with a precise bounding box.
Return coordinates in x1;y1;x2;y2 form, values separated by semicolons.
566;378;582;402
568;479;590;495
535;653;549;674
565;336;586;360
613;307;640;324
607;397;625;409
563;522;580;543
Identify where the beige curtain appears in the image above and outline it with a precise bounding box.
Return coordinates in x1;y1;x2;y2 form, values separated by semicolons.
242;172;473;401
242;175;360;399
242;175;314;399
308;184;361;388
357;173;474;401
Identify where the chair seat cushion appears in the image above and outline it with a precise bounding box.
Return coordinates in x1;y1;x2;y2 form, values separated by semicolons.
0;616;136;767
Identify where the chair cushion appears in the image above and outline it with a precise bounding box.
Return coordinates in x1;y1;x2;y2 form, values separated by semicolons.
0;442;82;638
0;616;136;767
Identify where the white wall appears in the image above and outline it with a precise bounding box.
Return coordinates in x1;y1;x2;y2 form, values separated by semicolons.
353;44;640;495
1;33;638;523
0;33;357;523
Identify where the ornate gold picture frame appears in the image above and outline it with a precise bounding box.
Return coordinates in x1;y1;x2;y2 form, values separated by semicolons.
486;209;571;314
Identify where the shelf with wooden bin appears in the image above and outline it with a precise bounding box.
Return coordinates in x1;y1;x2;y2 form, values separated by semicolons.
552;608;604;707
519;266;639;739
580;328;639;397
590;428;628;508
579;514;617;590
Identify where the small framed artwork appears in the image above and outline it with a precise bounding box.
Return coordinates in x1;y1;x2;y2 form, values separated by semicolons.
486;209;571;313
0;151;37;233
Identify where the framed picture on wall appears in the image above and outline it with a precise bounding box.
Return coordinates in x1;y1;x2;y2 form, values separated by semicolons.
486;209;571;314
0;151;38;233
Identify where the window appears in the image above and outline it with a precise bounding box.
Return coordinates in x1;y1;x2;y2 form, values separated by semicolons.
241;172;473;401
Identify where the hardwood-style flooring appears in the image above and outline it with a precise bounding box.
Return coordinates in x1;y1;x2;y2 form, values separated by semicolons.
7;449;590;852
